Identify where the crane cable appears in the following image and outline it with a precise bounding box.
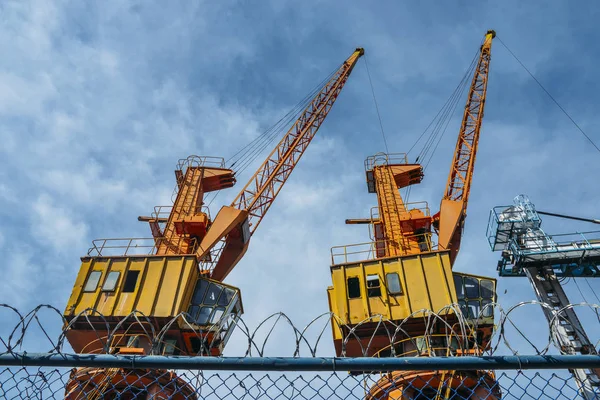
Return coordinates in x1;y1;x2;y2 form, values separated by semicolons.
497;36;600;155
363;54;390;154
228;64;340;174
203;63;343;209
402;45;480;203
571;278;600;324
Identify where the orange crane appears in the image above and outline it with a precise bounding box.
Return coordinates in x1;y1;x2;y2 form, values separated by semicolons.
328;31;500;399
62;48;364;399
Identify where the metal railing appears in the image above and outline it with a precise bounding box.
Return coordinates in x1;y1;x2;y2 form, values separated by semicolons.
87;236;198;257
331;233;438;264
151;204;212;221
364;152;409;171
176;155;226;172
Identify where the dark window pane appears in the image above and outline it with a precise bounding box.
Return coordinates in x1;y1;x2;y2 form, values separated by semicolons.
347;277;361;299
464;277;479;299
453;275;465;300
218;288;235;307
204;283;222;305
386;273;402;295
467;300;481;319
482;299;493;317
84;271;102;292
367;274;381;297
192;280;209;305
481;280;495;299
122;270;140;293
196;307;212;325
187;305;200;321
210;307;225;324
458;300;468;318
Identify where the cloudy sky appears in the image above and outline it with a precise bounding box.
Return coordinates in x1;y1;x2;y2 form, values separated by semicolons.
1;0;600;356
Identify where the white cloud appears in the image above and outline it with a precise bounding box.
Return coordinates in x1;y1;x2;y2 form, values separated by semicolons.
0;0;598;362
31;194;89;255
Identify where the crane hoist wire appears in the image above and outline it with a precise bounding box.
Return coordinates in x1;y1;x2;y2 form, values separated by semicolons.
497;36;600;155
416;48;479;170
363;53;390;154
402;45;481;203
227;63;342;175
571;278;600;324
203;62;343;209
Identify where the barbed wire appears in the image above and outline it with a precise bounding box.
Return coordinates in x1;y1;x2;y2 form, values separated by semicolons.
1;301;599;358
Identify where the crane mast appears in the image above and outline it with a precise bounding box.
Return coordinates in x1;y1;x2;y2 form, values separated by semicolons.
436;30;495;265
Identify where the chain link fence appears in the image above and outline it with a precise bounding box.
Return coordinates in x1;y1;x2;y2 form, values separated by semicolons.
0;302;598;399
0;364;590;399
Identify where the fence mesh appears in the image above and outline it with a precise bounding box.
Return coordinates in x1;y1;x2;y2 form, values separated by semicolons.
0;367;588;399
0;302;598;399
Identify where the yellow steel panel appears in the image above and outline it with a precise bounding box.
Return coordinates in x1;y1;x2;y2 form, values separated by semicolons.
96;258;128;316
382;259;411;321
441;252;458;302
327;287;344;342
401;256;432;314
74;259;111;314
346;269;367;324
66;256;200;320
173;257;198;314
330;269;347;322
136;257;167;315
154;257;184;316
363;262;388;318
421;253;456;313
113;258;147;315
65;259;92;316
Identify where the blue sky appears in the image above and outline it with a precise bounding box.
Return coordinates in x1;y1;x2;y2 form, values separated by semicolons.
1;0;600;356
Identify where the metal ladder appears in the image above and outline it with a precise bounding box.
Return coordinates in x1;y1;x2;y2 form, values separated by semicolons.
525;266;600;399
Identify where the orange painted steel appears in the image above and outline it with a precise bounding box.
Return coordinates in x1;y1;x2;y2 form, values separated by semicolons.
328;31;497;399
205;48;365;281
436;30;495;265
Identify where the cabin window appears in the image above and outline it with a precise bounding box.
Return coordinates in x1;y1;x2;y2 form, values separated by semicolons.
347;277;361;299
204;283;222;305
83;271;102;292
188;305;200;320
386;273;403;295
218;288;235;307
210;307;225;324
366;274;381;297
453;275;464;299
467;300;481;319
196;307;212;325
122;270;140;293
464;277;479;298
455;275;496;320
482;299;493;317
192;280;209;305
481;280;494;299
102;271;121;292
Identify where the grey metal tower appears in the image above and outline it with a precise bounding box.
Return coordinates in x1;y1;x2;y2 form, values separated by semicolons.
487;194;600;400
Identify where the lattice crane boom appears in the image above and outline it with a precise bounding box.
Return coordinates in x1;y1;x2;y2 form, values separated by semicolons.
197;48;364;281
232;48;364;234
436;30;495;265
